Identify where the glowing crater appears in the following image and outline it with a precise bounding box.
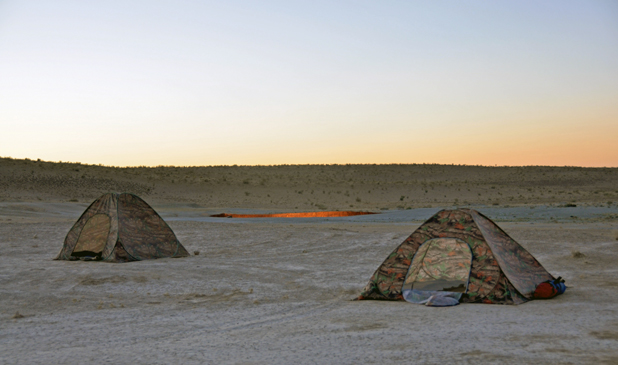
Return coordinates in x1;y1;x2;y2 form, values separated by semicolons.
210;211;378;218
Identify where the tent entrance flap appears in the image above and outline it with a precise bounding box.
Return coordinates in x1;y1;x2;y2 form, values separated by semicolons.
412;280;467;292
402;237;472;304
71;214;111;257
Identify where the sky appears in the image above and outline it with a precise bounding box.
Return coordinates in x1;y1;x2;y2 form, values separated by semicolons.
1;0;617;167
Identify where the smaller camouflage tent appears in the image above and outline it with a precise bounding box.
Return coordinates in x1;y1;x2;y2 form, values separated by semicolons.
56;193;189;262
357;209;556;304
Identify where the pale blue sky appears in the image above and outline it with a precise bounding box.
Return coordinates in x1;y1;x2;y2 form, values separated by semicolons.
1;1;617;166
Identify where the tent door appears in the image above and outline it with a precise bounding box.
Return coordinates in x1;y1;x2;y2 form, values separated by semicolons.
402;237;473;304
71;214;111;259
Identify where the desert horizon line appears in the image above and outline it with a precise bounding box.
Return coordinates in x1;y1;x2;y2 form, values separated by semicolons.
2;156;616;170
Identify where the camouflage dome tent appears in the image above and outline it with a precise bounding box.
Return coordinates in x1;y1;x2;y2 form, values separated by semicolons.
357;209;557;304
56;193;189;262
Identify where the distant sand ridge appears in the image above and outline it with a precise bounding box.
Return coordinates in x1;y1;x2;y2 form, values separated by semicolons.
1;157;617;210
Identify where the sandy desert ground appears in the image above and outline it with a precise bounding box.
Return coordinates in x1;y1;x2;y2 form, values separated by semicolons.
1;158;618;364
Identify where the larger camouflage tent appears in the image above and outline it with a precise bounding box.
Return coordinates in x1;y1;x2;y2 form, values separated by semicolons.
56;193;189;262
357;209;556;304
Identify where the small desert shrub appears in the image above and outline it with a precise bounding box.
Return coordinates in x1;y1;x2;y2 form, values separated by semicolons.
571;250;585;258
